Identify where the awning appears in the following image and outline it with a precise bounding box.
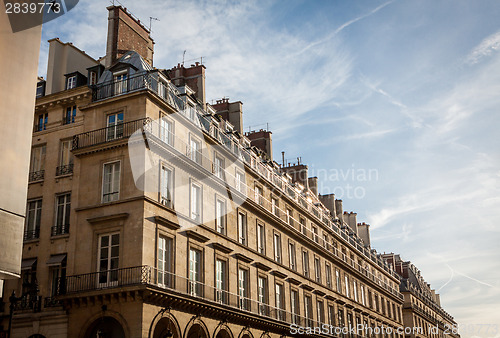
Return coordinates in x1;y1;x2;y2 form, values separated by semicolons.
46;254;67;266
21;258;37;270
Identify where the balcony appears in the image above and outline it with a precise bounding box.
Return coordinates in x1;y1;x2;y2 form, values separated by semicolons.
28;170;44;182
72;118;150;150
57;266;321;328
56;163;73;176
24;228;40;241
51;224;69;236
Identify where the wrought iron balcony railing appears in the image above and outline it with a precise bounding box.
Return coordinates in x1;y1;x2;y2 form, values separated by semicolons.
56;163;73;176
24;228;40;241
28;170;44;182
51;224;69;236
57;266;320;328
72;118;150;150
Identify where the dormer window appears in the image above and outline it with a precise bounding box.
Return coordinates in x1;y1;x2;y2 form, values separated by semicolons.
113;70;128;95
66;75;77;89
89;71;97;85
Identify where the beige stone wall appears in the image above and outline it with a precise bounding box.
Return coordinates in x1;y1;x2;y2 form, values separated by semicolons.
0;7;42;279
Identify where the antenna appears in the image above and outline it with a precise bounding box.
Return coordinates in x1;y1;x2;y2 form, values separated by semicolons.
149;17;159;32
182;50;187;66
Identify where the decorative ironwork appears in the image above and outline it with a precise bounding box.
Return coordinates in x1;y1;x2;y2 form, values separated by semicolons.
28;170;45;182
44;296;62;308
24;228;40;241
51;224;69;236
56;163;74;176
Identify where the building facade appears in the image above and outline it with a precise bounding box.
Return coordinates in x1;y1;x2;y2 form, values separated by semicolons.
382;254;459;338
0;5;457;338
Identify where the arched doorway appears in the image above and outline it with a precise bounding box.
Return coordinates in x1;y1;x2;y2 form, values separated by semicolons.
186;323;209;338
84;316;125;338
153;317;181;338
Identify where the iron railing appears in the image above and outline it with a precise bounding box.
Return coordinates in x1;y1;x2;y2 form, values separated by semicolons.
51;224;69;236
72;118;150;150
28;170;44;182
12;295;41;312
58;266;320;328
56;163;73;176
24;228;40;241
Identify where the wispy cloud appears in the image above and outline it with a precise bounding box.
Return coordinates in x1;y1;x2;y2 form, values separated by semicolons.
466;30;500;65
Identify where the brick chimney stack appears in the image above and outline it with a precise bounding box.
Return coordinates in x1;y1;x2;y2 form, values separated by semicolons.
167;62;206;108
212;98;243;133
105;6;155;68
245;129;273;161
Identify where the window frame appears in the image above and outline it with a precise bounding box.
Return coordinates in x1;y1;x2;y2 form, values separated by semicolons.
102;160;121;203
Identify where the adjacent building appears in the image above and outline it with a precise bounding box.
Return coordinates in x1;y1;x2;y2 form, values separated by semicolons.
0;5;457;338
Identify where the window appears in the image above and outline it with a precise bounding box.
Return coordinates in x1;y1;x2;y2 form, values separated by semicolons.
64;105;76;124
258;276;268;315
257;223;265;254
36;83;45;98
345;275;350;298
254;185;263;205
106;112;124;141
66;75;77;89
102;161;120;202
114;72;128;94
98;233;120;286
188;248;202;296
347;313;354;337
317;300;324;324
336;269;342;293
275;283;285;320
48;256;66;296
25;199;42;240
36;113;48;131
312;226;318;243
304;295;313;326
160;117;173;146
190;182;202;222
158;236;173;287
323;233;328;249
325;263;332;289
58;140;73;175
238;212;247;245
89;71;97;85
286;208;292;225
214;155;225;179
30;145;46;174
271;197;279;216
215;259;227;303
361;285;366;306
300;217;306;235
289;242;297;271
235;170;245;193
291;289;300;324
302;250;309;278
314;257;321;283
238;268;249;310
54;193;71;236
338;309;345;330
189;137;201;164
273;233;282;263
160;165;173;207
353;280;358;302
328;305;336;326
215;198;226;234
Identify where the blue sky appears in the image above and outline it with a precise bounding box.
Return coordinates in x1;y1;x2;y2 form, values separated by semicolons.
39;0;500;335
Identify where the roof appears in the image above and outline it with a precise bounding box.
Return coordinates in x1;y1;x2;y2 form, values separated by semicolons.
98;51;153;84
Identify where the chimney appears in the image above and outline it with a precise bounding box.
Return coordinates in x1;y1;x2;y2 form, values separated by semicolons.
105;6;154;67
357;222;371;248
318;193;336;216
347;212;357;234
167;63;206;108
308;177;318;196
213;99;243;133
245;129;273;160
335;199;343;222
280;164;308;187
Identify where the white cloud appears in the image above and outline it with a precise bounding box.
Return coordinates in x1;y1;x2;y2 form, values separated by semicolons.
466;30;500;64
